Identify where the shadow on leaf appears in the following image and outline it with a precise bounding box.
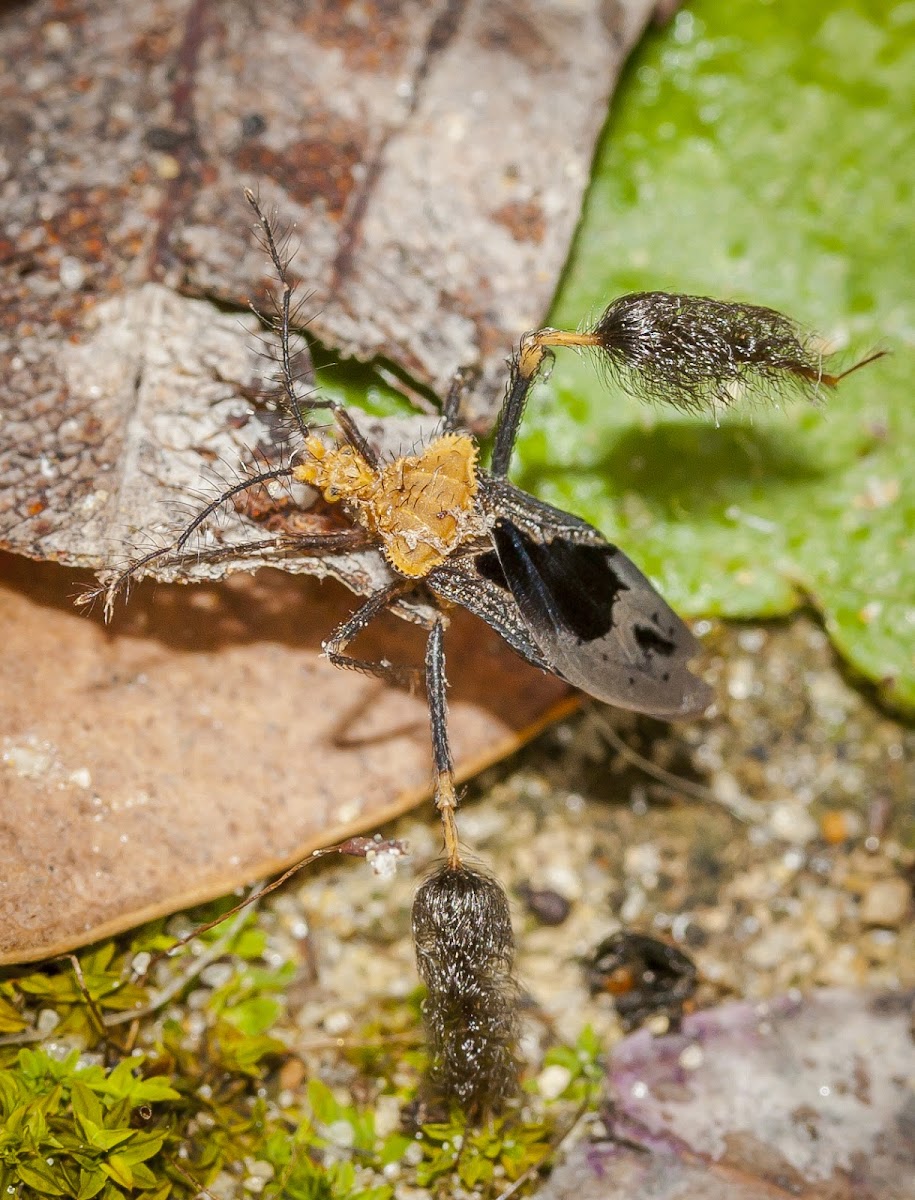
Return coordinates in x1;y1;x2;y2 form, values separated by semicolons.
523;420;825;516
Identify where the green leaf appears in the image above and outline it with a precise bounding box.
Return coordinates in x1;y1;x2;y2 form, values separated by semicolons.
90;1123;135;1152
16;974;79;1000
129;1077;181;1104
115;1132;165;1165
514;0;915;709
127;1161;159;1189
576;1024;603;1063
306;1078;341;1125
213;1022;285;1074
0;992;27;1034
231;927;268;960
76;1114;135;1153
81;943;117;975
325;1159;355;1192
100;1154;133;1190
77;1167;109;1200
97;1058;143;1101
459;1153;493;1188
24;1104;51;1144
0;1104;27;1145
0;1070;22;1114
222;995;282;1037
16;1161;69;1195
18;1046;79;1085
379;1133;412;1165
92;1057;180;1107
143;1181;172;1200
542;1045;580;1076
71;1080;105;1126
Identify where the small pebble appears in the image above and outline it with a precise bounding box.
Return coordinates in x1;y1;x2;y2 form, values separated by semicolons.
645;1014;670;1036
244;1160;274;1181
155;153;181;179
325;1119;355;1148
323;1009;353;1035
59;256;86;290
767;802;819;845
820;809;862;845
200;962;234;989
36;1008;60;1035
42;20;72;49
537;1064;572;1100
278;1057;306;1091
131;951;151;976
518;884;572;926
860;877;911;927
678;1043;704;1070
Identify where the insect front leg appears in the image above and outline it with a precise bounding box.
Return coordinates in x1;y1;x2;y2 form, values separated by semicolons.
424;617;462;869
323;581;424;690
489;337;554;478
440;365;480;432
246;190;391;469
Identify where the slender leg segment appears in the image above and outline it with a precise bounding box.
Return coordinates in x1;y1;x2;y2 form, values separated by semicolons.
413;615;522;1116
119;528;370;576
82;465;300;617
797;348;888;388
489;335;554;478
245;189;336;440
323;581;423;688
441;365;479;432
246;190;382;468
489;302;887;478
424;618;461;868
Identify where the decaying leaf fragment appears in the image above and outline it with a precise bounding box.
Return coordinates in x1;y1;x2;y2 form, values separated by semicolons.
0;0;661;573
0;552;573;965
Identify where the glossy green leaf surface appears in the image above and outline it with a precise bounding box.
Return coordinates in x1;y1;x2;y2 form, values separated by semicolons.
510;0;915;709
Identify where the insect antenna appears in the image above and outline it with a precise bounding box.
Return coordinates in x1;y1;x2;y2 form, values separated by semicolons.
245;190;383;469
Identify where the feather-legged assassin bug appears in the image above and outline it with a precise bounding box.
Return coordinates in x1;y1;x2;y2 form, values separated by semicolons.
83;192;884;1116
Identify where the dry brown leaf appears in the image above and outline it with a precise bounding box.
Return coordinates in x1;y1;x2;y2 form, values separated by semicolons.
0;0;658;568
0;552;573;964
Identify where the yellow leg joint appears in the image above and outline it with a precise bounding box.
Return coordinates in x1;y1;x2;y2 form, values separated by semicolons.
434;770;462;869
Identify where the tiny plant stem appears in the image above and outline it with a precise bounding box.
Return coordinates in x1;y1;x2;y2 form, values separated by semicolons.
592;710;763;824
66;953;128;1054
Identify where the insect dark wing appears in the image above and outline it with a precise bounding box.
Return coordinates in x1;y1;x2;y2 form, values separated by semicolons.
479;519;711;718
426;558;555;675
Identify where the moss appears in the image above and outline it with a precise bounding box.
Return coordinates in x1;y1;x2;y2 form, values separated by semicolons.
0;901;603;1200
